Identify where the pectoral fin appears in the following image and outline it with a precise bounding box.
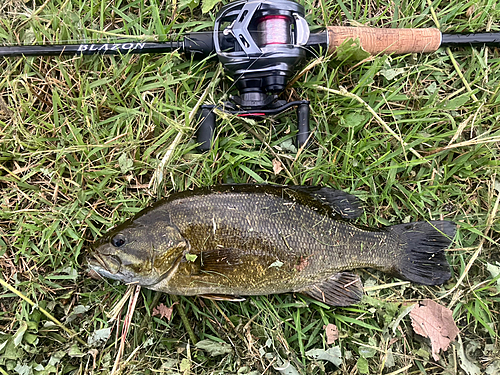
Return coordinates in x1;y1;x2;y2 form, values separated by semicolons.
298;272;363;306
197;247;244;274
198;247;276;274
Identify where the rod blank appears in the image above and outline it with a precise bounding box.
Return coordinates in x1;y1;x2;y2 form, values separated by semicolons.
0;40;184;57
441;32;500;47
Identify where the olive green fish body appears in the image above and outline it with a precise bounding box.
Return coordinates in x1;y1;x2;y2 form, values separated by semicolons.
90;185;456;306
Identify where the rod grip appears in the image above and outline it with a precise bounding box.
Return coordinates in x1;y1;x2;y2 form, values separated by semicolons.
327;26;442;56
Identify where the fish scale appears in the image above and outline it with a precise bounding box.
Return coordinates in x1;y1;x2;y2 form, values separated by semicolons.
89;185;456;306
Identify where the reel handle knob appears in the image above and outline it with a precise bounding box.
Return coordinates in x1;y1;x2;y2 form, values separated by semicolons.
297;102;310;148
197;106;216;152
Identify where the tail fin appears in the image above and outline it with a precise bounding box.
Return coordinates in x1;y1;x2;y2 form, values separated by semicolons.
390;221;456;285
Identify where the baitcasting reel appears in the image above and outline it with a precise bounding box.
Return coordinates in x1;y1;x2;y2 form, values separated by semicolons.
196;0;313;151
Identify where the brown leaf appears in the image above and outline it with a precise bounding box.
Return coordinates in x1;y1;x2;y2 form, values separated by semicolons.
410;299;459;361
272;158;283;175
152;302;177;322
466;5;475;17
323;323;339;345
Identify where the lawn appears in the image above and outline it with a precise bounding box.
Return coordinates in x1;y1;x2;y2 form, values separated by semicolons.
0;0;499;374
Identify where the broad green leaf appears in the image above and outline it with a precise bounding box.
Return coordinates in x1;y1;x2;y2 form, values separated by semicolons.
357;357;369;374
334;38;370;61
202;0;220;13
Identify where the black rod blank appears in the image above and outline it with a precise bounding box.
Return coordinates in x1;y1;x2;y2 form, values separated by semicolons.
0;32;216;58
0;40;185;57
441;32;500;48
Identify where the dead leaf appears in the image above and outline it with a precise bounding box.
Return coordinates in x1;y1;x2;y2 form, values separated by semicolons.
323;323;339;344
410;299;459;361
306;347;342;366
466;5;475;17
272;159;283;175
152;302;177;322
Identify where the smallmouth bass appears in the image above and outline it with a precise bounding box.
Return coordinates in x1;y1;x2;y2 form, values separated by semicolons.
88;185;456;306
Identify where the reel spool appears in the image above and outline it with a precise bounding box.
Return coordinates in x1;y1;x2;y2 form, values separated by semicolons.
197;0;312;151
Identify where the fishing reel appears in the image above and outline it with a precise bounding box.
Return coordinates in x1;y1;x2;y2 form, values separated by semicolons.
196;0;314;151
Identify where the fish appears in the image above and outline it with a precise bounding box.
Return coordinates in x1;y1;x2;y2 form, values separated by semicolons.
88;184;456;306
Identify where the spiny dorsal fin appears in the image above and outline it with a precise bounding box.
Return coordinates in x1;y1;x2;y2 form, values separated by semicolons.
291;186;364;219
298;272;363;306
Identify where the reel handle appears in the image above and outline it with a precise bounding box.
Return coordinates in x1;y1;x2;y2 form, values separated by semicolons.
326;26;442;55
197;106;216;152
297;103;310;148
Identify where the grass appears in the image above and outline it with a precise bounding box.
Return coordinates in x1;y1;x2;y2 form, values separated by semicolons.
0;0;499;374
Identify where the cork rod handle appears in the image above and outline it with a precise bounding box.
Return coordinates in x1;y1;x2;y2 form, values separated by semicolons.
327;26;442;56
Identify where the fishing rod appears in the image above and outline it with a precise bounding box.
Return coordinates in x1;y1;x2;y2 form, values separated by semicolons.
2;0;500;150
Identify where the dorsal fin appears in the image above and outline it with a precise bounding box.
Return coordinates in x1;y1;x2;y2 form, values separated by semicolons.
290;186;364;219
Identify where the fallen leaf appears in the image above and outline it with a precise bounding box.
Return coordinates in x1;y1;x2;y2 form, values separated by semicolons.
118;153;134;174
273;359;301;375
152;302;177;322
68;344;85;358
305;347;342;366
14;363;32;375
486;262;500;292
486;360;500;374
456;335;481;375
87;327;112;347
66;305;91;323
323;323;339;344
13;321;27;347
273;159;283;175
410;299;459;361
195;339;233;356
466;5;475;18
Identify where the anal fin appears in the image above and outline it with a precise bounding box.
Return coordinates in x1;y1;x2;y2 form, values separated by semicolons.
298;272;363;307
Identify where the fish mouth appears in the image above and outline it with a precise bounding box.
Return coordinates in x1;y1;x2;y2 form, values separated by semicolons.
87;251;159;286
87;252;120;275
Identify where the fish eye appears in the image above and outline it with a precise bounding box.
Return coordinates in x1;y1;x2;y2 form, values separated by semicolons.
111;234;126;248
